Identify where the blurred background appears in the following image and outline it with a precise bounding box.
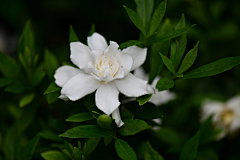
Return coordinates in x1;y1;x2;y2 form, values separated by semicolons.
0;0;240;159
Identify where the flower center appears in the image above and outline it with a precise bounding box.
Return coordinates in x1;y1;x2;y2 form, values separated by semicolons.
87;52;121;83
220;109;235;126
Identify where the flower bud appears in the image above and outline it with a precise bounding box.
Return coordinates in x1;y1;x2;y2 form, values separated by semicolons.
97;114;112;129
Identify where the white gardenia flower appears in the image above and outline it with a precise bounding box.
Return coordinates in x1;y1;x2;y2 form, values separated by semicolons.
201;96;240;140
54;32;151;127
134;67;176;106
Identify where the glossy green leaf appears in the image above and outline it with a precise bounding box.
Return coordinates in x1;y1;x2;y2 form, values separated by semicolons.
59;125;112;138
160;53;175;74
41;151;69;160
124;101;164;119
136;94;152;106
149;0;167;35
149;18;172;83
156;77;174;91
118;40;143;49
85;137;101;157
31;64;46;87
151;24;195;44
72;147;83;160
179;56;240;79
178;42;199;74
145;141;164;160
66;112;94;122
0;77;14;87
124;5;146;36
19;93;35;108
115;138;137;160
134;0;153;28
69;25;79;43
44;49;60;81
180;131;200;160
44;82;61;95
23;134;40;160
118;119;151;136
0;51;19;78
153;127;180;145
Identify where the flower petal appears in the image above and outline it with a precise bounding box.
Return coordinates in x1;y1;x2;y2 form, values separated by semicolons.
95;82;120;115
112;107;124;127
201;99;224;122
123;46;147;71
226;96;240;116
59;94;69;101
87;32;108;51
70;42;92;70
54;65;83;87
114;73;149;97
61;72;101;101
105;41;133;76
229;118;240;133
133;67;148;81
149;90;176;106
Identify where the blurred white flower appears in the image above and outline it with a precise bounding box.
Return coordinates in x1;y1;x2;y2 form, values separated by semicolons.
54;32;150;127
201;96;240;139
134;67;176;106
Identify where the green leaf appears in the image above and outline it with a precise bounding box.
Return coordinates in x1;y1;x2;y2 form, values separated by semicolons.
149;0;167;35
31;63;46;87
156;77;174;91
66;112;94;122
69;25;79;43
19;93;35;108
44;49;60;81
178;42;199;74
179;56;240;79
0;51;19;78
39;130;63;142
145;141;164;160
153;127;180;145
88;24;95;36
118;40;143;49
104;137;113;147
4;80;27;94
124;5;146;36
136;94;152;106
85;137;101;157
0;77;14;87
72;147;83;160
44;82;61;95
134;0;154;29
115;138;137;160
23;134;40;160
151;24;195;44
160;53;175;74
180;131;200;160
59;125;112;138
149;18;172;83
46;91;60;104
18;20;34;55
125;101;164;119
41;151;69;160
118;119;151;136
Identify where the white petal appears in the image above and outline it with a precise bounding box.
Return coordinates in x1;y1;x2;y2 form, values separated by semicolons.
123;46;147;71
201;99;224;122
114;73;149;97
226;96;240;116
61;73;101;101
54;65;83;87
133;67;148;81
149;90;176;106
87;32;108;51
59;94;69;101
112;107;124;127
70;42;92;70
95;82;120;115
229;118;240;133
105;66;125;84
105;41;133;77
